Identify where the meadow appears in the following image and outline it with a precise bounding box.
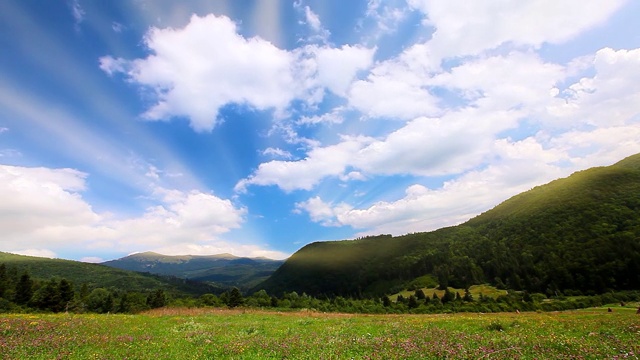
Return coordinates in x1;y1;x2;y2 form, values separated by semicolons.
1;306;638;359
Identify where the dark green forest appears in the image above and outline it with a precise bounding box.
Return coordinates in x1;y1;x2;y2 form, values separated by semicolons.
257;153;640;298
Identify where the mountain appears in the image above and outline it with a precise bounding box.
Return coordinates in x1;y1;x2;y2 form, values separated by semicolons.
257;153;640;297
102;252;284;290
0;252;220;296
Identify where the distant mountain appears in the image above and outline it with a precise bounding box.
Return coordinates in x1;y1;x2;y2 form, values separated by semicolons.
0;251;220;296
257;153;640;297
102;252;284;290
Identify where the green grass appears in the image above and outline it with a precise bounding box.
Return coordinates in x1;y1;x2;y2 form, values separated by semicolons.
1;307;638;359
393;284;508;301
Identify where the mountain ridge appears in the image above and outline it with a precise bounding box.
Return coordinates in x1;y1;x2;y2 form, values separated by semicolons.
102;252;285;291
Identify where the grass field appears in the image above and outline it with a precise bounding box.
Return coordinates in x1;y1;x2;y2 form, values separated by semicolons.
1;306;638;359
393;284;509;301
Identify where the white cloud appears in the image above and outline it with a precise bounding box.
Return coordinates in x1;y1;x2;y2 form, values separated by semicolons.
364;0;409;36
236;136;372;192
430;52;565;111
0;164;287;259
111;22;125;33
100;14;296;132
69;0;85;30
353;110;514;176
80;256;104;263
312;45;376;97
348;43;440;120
262;147;293;159
100;14;375;132
294;196;340;226
0;165;99;249
298;136;569;234
294;1;330;43
546;47;640;128
550;125;640;167
303;6;322;32
238;107;518;192
14;249;57;259
150;243;288;260
295;121;640;236
239;41;640;198
0;149;21;158
409;0;627;61
298;110;344;125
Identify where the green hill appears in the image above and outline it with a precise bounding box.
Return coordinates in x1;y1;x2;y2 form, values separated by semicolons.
0;252;220;296
257;153;640;297
102;252;284;290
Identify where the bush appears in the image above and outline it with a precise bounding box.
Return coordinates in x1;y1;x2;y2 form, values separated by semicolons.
487;321;505;331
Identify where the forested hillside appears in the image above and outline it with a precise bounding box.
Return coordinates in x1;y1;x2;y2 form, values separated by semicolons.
257;153;640;297
0;252;219;297
102;252;284;290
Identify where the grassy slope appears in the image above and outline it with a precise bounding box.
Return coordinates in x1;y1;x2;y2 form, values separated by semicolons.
0;252;218;296
258;153;640;297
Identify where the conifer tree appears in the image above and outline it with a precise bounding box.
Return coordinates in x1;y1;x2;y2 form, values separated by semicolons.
408;295;418;309
463;288;474;302
228;287;244;308
14;272;33;305
58;279;74;308
0;264;7;298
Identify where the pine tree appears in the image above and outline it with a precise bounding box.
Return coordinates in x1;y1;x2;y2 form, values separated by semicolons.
408;295;418;309
415;289;426;300
441;289;455;304
0;264;7;298
463;288;474;302
58;279;74;308
14;272;33;305
147;289;166;309
227;287;244;308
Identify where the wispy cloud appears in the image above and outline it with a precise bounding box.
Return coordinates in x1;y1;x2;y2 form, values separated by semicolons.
68;0;85;31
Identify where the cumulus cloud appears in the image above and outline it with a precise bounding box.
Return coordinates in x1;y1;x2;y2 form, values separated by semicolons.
430;52;564;112
546;47;640;128
100;14;375;132
312;45;376;97
296;136;569;235
0;164;287;259
295;122;640;236
238;107;519;192
236;136;373;192
100;14;296;131
348;43;440;120
408;0;627;61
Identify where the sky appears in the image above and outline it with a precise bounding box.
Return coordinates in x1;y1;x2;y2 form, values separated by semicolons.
1;0;639;263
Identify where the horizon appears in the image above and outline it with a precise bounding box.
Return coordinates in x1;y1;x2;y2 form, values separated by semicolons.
1;0;640;262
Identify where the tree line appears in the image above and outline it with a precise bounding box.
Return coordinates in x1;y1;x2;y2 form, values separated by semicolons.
2;262;637;315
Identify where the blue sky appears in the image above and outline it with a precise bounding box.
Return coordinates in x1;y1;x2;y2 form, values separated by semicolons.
1;0;639;262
